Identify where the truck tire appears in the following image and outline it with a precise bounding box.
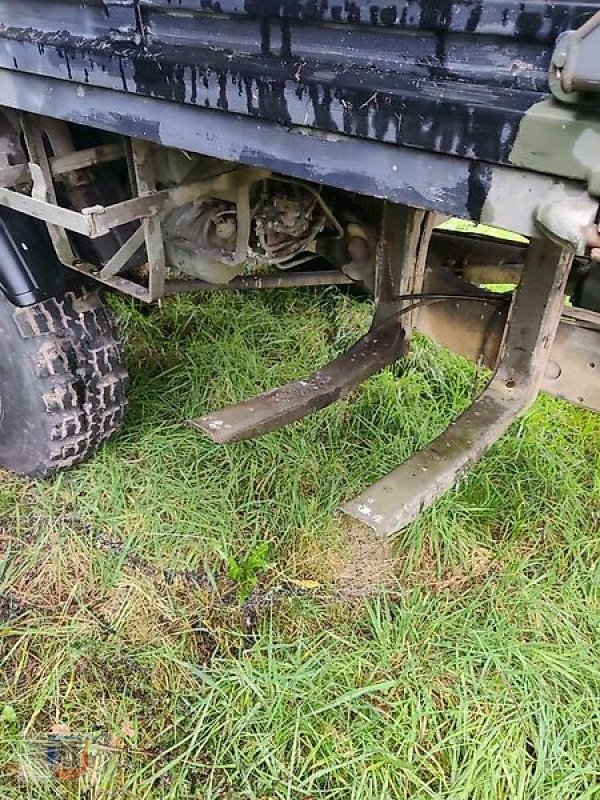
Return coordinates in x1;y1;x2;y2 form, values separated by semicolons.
0;287;128;477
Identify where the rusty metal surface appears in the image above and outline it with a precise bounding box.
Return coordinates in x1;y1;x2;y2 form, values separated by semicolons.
190;314;407;444
543;310;600;410
343;236;575;536
419;268;510;365
372;203;438;332
418;271;600;413
164;271;354;295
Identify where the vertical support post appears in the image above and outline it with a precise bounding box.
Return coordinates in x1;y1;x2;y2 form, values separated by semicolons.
131;139;166;301
373;202;438;334
20;113;75;266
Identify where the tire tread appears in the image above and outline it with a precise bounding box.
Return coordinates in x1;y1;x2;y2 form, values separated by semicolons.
12;289;127;476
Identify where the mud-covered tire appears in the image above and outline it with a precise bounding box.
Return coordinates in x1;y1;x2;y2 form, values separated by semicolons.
0;287;128;477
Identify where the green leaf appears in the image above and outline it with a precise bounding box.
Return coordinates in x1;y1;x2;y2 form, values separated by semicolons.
227;556;242;582
247;542;269;571
1;705;17;725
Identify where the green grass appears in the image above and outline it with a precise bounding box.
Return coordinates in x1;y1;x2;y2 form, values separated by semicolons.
437;219;529;243
0;288;599;799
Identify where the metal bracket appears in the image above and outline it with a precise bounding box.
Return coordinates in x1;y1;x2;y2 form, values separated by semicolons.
373;203;438;334
0;116;164;299
20;113;76;266
550;10;600;103
130;138;166;301
342;236;574;537
0;113;270;301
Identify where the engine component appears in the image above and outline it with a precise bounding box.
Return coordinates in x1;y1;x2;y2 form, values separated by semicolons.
164;201;242;284
251;181;329;267
164;175;344;283
341;222;375;285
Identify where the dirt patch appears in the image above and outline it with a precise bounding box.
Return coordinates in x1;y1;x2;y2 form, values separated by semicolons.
0;593;28;623
333;520;399;598
332;522;501;599
407;545;501;593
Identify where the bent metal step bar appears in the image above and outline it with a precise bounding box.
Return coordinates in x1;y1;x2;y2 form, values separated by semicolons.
192;314;408;443
195;208;576;537
343;237;573;536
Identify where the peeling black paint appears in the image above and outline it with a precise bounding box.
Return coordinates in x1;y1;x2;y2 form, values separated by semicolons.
466;161;492;221
134;0;598;41
0;24;553;167
0;0;598;205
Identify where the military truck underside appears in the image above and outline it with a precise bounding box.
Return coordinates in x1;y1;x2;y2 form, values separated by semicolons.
0;1;598;534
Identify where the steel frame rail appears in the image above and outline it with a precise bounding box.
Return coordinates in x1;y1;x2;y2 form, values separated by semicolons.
0;114;271;301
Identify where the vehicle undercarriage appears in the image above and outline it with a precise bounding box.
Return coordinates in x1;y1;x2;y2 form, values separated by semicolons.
0;1;598;533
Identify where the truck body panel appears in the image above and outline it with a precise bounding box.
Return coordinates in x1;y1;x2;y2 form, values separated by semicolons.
0;2;599;175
